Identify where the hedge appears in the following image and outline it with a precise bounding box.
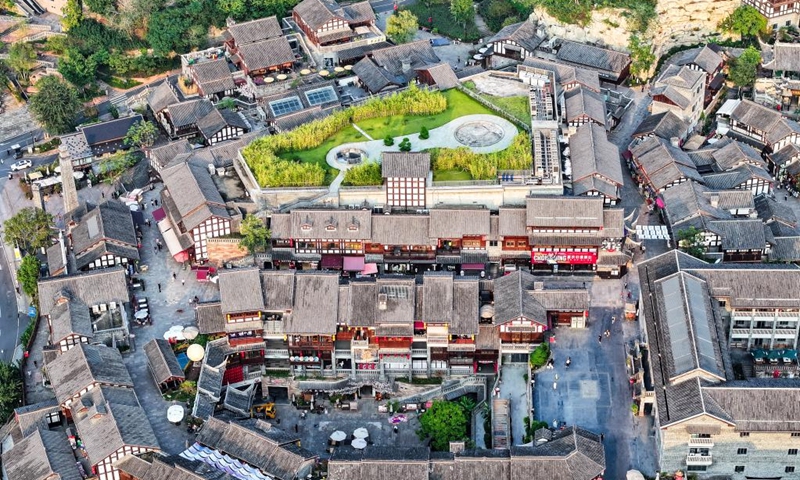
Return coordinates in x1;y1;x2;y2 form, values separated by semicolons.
429;133;531;180
242;85;447;187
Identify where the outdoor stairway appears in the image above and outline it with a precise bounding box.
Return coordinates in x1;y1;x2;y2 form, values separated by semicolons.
398;376;486;404
492;399;510;449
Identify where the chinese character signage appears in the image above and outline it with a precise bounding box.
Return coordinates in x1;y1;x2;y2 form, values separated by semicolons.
532;251;597;265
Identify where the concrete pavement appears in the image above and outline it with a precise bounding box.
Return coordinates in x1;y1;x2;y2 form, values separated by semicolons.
498;363;529;446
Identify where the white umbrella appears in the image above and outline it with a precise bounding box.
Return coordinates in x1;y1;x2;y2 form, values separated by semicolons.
353;427;369;439
183;326;199;340
626;471;646;480
167;405;185;423
330;431;347;442
135;309;149;319
352;438;367;449
163;325;185;341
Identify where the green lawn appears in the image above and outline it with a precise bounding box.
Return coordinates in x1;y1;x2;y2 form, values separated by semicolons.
433;169;473;181
356;89;495;140
463;81;531;125
279;89;496;177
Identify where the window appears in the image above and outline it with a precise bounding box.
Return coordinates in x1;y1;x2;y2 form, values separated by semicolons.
792;433;800;437
787;467;796;473
737;448;748;455
740;432;750;437
268;96;303;117
735;466;745;473
489;241;498;247
790;449;799;455
686;466;707;472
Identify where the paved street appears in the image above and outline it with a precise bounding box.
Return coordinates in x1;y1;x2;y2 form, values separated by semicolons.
498;363;529;446
0;242;21;363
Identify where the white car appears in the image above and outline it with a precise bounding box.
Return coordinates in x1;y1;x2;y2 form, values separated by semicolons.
10;159;32;171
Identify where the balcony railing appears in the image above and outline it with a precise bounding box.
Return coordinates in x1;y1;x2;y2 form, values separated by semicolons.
500;343;534;353
685;454;713;466
731;328;798;337
334;349;352;358
412;349;428;357
687;438;715;447
263;349;289;358
427;335;449;346
352;340;369;348
448;343;476;352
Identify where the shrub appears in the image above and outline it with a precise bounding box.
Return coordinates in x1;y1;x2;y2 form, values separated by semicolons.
399;138;412;152
343;161;383;186
384;135;394;146
529;342;550;369
243;85;446;187
429;133;531;179
419;126;430;139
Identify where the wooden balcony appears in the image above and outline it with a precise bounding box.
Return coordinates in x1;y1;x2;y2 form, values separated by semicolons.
289;340;333;351
448;341;476;352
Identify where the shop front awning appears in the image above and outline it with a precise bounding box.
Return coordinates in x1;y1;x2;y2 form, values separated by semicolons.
321;255;343;269
361;263;378;275
158;220;189;263
152;207;166;222
462;263;485;270
344;256;365;271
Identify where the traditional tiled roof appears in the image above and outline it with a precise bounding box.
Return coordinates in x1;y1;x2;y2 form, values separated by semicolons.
286;272;339;334
161;161;230;231
631;111;690;141
761;40;800;73
219;268;265;314
674;45;723;74
238;36;295;71
381;152;430;178
46;343;133;405
556;40;630;76
191;59;235;97
196;302;226;334
147;80;181;114
289;209;372;240
2;429;82;480
70;200;139;270
526;196;604;228
293;0;343;31
196;108;249;140
261;270;296;311
148;140;193;170
49;295;93;344
38;267;129;317
519;57;600;93
143;338;185;385
428;208;490;238
416;62;458;90
80;115;143;147
353;57;399;93
228;16;283;45
371;214;431;245
731;99;800;146
569;123;623;186
707;219;767;251
564;86;606;125
486;21;543;53
630;136;703;190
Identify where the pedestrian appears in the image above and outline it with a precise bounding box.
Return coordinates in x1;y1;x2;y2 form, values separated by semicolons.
155;198;159;206
101;191;105;199
33;360;37;368
295;424;299;433
600;433;604;442
154;246;158;254
173;272;177;281
598;335;602;343
151;199;156;207
605;329;610;338
786;195;789;201
182;279;185;286
157;283;161;292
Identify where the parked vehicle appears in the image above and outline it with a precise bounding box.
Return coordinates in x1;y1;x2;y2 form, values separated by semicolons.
10;159;31;171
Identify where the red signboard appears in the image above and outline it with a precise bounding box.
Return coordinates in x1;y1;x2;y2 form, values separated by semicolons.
532;251;597;265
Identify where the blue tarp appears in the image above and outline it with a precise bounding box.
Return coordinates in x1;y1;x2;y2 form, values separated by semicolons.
430;38;451;47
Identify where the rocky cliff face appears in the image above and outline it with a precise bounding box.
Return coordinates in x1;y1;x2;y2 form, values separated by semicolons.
533;0;738;58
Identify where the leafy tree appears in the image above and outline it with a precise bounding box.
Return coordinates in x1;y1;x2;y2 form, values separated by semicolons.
217;97;236;110
677;226;707;260
99;152;139;184
399;137;412;152
7;42;37;82
450;0;474;34
418;400;468;451
109;104;120;119
0;362;22;422
0;0;16;12
29;76;82;134
343;162;382;186
456;396;476;414
45;35;69;55
386;10;418;44
719;5;767;40
628;34;655;81
58;49;100;92
124;120;158;148
85;0;114;14
529;342;549;368
218;0;246;19
17;255;40;299
62;0;83;31
239;215;271;255
729;46;761;89
4;207;54;252
383;135;394;146
419;125;430;140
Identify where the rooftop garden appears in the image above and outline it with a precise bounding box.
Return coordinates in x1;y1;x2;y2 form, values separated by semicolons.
463;81;531;126
431;133;532;181
243;87;497;187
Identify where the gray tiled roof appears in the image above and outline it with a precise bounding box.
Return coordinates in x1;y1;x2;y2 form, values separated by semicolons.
71;386;160;466
14;399;60;438
293;0;341;30
196;302;226;334
219;267;265;314
417;62;459;90
168;99;216;129
761;40;800;73
428;208;490;238
702;164;770;190
674;45;723;74
381;152;430;178
770;143;800;166
556;40;630;76
526;196;604;228
148;139;193;170
261;270;296;310
371;214;431;245
569;123;623;186
630;136;702;190
192;59;235;97
655;64;704;91
498;208;527;236
228;16;283;45
162;161;230;231
47;343;133;405
770;236;800;261
631;111;689;141
238;36;295;71
707;219;767;251
196;108;249;140
520;57;600;93
2;429;82;480
709;138;765;171
49;295;93;344
70;200;139;269
286;272;339;334
486;21;543;53
289;209;372;240
731;99;800;146
144;338;185;385
38;267;129;317
564;86;606;125
147;80;180;114
451;278;479;335
353;57;398;93
703;379;800;431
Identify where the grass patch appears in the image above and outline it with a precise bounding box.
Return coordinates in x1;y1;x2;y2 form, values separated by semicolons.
433;169;473;181
406;1;481;41
105;76;142;90
463;81;531;125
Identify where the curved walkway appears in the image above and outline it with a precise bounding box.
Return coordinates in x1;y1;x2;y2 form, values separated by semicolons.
326;114;518;192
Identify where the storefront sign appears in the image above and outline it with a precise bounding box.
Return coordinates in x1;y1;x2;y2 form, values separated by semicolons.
532;251;597;265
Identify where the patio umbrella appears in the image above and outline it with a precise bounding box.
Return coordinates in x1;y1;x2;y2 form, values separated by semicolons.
330;431;347;442
783;349;798;362
135;309;149;319
626;471;645;480
353;427;369;439
183;326;199;340
167;405;185;423
352;438;367;449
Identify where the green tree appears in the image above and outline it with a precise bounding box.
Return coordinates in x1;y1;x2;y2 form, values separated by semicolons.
729;46;761;89
62;0;83;30
0;362;22;422
29;76;82;134
386;10;418;44
419;125;429;140
529;342;550;368
239;215;271;255
58;49;99;92
384;135;394;146
217;97;236;110
677;226;706;260
628;35;655;81
418;400;468;451
3;207;54;253
450;0;473;34
7;42;37;82
399;137;412;152
99;152;138;184
85;0;114;14
343;161;382;186
218;0;246;19
719;5;767;40
17;255;40;299
124;120;158;148
109;104;120;119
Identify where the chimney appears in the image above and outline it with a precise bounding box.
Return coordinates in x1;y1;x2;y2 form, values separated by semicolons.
709;194;719;208
59;154;80;216
401;58;412;73
670;137;680;148
533;281;544;291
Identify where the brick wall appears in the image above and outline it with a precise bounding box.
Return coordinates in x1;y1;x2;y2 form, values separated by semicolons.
207;238;249;266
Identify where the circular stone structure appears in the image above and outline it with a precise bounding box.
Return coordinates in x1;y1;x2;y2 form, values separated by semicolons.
455;121;505;147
